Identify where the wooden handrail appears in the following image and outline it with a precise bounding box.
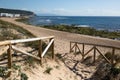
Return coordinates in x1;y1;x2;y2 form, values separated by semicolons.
70;41;120;49
0;36;54;46
70;41;120;65
0;36;55;77
11;36;54;44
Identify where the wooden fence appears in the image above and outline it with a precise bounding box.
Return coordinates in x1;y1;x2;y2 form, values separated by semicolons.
70;41;120;65
0;36;54;76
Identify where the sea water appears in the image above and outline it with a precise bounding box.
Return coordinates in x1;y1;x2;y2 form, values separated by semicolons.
28;16;120;32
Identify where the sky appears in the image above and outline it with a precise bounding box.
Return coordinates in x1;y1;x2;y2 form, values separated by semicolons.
0;0;120;16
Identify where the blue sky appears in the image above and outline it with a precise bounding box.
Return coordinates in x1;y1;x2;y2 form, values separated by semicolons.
0;0;120;16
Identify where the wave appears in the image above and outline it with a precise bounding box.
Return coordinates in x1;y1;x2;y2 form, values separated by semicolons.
38;19;51;23
76;25;90;27
46;19;51;22
56;17;67;20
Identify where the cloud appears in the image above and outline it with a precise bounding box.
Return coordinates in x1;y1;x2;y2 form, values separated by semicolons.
38;8;120;16
21;8;28;10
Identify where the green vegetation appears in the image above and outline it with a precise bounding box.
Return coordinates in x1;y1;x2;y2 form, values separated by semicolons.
12;64;28;80
25;56;38;67
0;8;34;16
16;18;120;39
94;52;120;80
21;73;28;80
0;66;7;77
44;67;53;74
0;64;28;80
0;19;35;41
0;20;36;79
16;18;30;24
55;53;62;60
41;25;120;39
55;65;60;69
98;52;120;65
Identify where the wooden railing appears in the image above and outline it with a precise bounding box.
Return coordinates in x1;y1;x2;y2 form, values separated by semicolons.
0;36;54;76
70;41;120;65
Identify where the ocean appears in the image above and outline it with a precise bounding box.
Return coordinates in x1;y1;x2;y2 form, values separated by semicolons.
28;16;120;32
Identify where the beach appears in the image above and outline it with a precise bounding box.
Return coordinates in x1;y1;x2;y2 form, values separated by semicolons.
0;17;120;80
0;17;120;54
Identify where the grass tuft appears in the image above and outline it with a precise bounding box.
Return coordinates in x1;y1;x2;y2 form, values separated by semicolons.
44;67;53;74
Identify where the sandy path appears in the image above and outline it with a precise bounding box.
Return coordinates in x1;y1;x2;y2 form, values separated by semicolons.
0;18;120;54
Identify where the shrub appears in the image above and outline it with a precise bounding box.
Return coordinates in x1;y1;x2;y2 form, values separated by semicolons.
21;73;28;80
0;66;7;77
0;20;35;39
12;64;28;80
44;67;53;74
12;64;21;70
25;56;35;67
111;66;120;76
104;52;112;60
55;53;62;59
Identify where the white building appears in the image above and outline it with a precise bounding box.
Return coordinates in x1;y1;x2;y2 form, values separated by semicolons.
0;13;20;18
14;14;20;17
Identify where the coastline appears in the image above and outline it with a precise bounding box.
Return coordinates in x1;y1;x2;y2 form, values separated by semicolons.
15;17;120;40
0;17;120;54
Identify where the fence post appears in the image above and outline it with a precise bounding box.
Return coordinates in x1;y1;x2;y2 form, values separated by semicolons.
50;38;54;59
75;42;77;54
82;43;85;61
111;47;115;65
7;44;12;77
38;40;42;65
93;46;96;63
70;42;71;53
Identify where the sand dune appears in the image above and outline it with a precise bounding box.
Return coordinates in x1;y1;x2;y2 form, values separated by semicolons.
0;17;120;80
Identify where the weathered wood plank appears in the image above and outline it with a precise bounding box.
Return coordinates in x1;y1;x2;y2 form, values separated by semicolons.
111;48;115;65
82;43;85;60
11;36;54;44
12;46;40;60
70;41;120;50
93;46;96;63
41;39;54;57
50;38;54;59
96;47;111;64
84;47;94;57
7;44;12;77
75;43;77;54
0;36;54;46
70;42;72;53
70;43;76;52
76;44;82;54
38;40;42;65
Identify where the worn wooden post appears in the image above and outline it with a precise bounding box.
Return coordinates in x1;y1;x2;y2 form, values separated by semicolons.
93;46;96;63
111;47;115;65
82;43;85;60
7;44;12;77
75;42;77;54
70;42;72;53
38;40;42;65
50;38;54;59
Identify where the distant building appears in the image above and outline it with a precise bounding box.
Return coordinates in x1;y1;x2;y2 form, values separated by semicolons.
0;13;20;18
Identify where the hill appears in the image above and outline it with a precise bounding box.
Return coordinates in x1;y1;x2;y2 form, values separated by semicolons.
0;8;34;16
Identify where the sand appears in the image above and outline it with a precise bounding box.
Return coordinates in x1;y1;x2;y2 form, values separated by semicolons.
0;18;120;54
0;17;120;80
